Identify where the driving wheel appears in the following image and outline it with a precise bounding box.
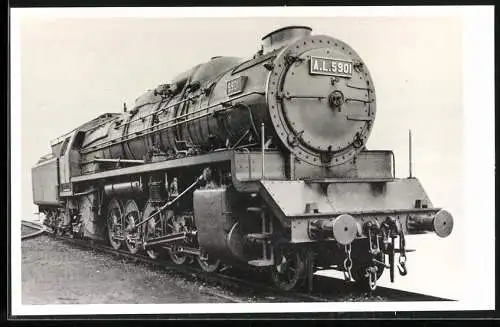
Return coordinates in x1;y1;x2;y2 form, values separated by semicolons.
142;202;161;260
106;198;124;250
123;200;142;255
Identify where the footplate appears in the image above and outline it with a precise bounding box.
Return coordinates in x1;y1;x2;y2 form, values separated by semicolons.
258;178;454;244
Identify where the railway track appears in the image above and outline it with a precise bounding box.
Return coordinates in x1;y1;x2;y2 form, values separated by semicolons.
21;220;450;303
21;221;47;240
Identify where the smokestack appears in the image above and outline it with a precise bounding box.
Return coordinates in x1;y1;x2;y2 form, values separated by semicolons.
261;26;312;54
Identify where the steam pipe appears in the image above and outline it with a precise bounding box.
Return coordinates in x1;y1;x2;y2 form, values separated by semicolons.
104;180;143;197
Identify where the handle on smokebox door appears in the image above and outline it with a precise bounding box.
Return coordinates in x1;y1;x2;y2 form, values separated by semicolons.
128;171;207;232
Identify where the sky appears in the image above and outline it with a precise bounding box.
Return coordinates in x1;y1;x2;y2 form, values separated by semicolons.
11;7;495;312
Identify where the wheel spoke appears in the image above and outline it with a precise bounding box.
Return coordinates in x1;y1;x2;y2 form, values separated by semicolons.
123;200;141;255
271;251;304;291
107;199;123;250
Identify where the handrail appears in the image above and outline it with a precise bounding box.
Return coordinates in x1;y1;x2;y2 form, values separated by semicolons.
49;113;119;146
80;91;264;154
53;63;240;148
80;158;145;165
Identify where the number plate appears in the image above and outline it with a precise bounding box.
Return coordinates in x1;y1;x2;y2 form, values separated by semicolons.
310;56;353;78
226;76;247;96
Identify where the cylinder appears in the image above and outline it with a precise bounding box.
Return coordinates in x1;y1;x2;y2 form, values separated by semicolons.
104;180;143;197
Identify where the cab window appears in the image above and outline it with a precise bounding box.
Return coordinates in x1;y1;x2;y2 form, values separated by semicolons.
59;137;70;156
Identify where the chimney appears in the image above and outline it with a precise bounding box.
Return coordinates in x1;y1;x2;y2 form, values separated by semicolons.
261;26;312;54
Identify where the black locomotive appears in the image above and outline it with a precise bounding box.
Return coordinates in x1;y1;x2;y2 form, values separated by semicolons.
32;26;453;291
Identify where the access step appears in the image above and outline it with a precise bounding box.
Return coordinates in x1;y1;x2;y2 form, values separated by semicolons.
248;259;274;267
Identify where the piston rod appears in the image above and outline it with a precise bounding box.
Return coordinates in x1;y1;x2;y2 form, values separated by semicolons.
261;123;265;178
143;232;188;247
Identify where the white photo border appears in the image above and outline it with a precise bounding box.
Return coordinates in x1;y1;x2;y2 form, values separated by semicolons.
10;5;495;316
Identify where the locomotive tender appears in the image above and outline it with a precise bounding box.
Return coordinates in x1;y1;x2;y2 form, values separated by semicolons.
32;26;453;291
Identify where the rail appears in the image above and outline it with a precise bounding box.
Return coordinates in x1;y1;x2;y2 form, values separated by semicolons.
22;219;451;303
21;220;47;240
49;231;327;303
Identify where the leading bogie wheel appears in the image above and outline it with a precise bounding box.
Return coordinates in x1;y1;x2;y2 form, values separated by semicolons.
123;199;142;255
349;239;385;288
106;198;124;250
168;247;188;265
196;253;221;273
270;250;306;291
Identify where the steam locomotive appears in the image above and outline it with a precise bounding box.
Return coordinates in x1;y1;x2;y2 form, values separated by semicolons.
32;26;453;291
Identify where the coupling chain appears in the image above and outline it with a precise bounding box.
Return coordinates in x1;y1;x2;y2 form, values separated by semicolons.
367;266;378;291
365;234;379;291
367;227;380;255
398;231;408;276
343;243;353;281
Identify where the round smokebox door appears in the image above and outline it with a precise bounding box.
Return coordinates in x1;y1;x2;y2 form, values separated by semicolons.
280;46;374;154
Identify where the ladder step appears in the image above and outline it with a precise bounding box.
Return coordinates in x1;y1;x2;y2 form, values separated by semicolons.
394;248;416;253
246;207;263;212
245;233;272;241
248;259;274;267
